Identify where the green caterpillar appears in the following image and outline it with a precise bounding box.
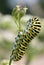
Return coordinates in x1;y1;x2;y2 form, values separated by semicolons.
9;17;41;63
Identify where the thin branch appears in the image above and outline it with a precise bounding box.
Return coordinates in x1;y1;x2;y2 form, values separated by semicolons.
9;59;12;65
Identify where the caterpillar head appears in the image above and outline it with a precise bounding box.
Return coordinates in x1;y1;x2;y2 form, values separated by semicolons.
27;17;41;34
32;17;39;21
31;17;41;34
32;17;41;25
27;17;40;28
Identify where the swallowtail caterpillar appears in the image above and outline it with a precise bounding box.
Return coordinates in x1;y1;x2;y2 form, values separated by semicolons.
9;17;41;65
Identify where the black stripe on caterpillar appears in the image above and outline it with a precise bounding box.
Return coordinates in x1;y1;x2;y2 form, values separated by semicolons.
10;17;41;61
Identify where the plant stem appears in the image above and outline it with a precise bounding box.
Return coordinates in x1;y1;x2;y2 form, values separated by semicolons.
9;59;12;65
18;12;21;32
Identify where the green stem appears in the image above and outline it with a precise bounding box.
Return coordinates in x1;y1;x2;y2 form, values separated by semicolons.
9;59;12;65
18;13;21;32
19;20;21;32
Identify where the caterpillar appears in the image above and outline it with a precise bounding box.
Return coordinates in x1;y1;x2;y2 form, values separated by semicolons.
10;17;41;63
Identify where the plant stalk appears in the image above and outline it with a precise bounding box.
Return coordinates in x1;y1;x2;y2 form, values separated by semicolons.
9;59;12;65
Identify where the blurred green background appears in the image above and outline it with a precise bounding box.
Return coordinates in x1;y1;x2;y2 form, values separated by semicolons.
0;0;44;65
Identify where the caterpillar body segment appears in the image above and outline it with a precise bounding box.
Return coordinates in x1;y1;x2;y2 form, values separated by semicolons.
10;17;41;61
